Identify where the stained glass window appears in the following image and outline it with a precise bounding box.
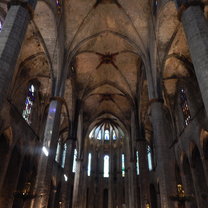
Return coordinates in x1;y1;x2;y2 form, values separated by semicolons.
97;130;101;140
104;155;109;178
136;151;140;175
61;143;67;168
22;84;35;124
89;122;124;141
153;0;158;15
0;21;2;32
55;140;61;163
56;0;62;14
179;88;191;126
147;145;153;171
72;149;77;173
113;130;117;140
87;153;92;176
104;130;110;140
121;154;125;177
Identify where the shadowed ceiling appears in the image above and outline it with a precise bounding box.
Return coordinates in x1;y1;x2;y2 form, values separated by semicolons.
64;0;150;134
1;0;194;138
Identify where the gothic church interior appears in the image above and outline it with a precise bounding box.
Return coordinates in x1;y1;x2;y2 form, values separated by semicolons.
0;0;208;207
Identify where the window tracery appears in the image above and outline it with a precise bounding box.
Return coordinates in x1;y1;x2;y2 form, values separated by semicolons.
89;122;123;141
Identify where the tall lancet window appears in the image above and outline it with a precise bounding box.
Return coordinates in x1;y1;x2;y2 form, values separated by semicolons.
104;130;110;140
136;151;140;175
56;0;62;14
113;130;117;140
0;21;2;32
97;130;101;140
61;143;67;168
147;145;153;171
87;153;92;176
22;84;36;124
72;149;77;173
55;139;62;163
104;155;109;178
121;154;125;177
179;88;191;126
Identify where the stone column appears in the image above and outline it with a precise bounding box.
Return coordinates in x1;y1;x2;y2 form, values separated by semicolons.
179;3;208;116
0;150;24;208
116;149;123;208
180;164;197;208
190;159;208;207
0;1;36;107
31;100;62;208
150;101;176;208
60;139;75;208
72;158;83;208
48;187;57;208
138;141;151;208
128;160;137;208
109;146;113;208
0;148;13;193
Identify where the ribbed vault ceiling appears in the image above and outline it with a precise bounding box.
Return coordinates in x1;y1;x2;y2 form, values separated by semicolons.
64;0;150;133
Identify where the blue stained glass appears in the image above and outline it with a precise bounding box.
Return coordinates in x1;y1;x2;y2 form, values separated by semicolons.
22;84;36;124
25;99;29;104
104;130;110;140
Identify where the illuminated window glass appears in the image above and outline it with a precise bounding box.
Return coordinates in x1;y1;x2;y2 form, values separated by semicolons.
87;153;92;176
153;0;158;15
121;154;125;177
61;143;67;168
22;84;35;124
147;145;153;171
136;151;140;175
0;21;2;32
113;131;116;140
72;149;77;173
179;88;191;126
104;130;110;140
97;130;101;140
56;0;62;14
55;140;61;163
89;130;93;138
104;155;109;178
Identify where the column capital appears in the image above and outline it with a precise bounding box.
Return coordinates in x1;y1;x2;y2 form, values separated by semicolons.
177;1;204;20
8;0;35;19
